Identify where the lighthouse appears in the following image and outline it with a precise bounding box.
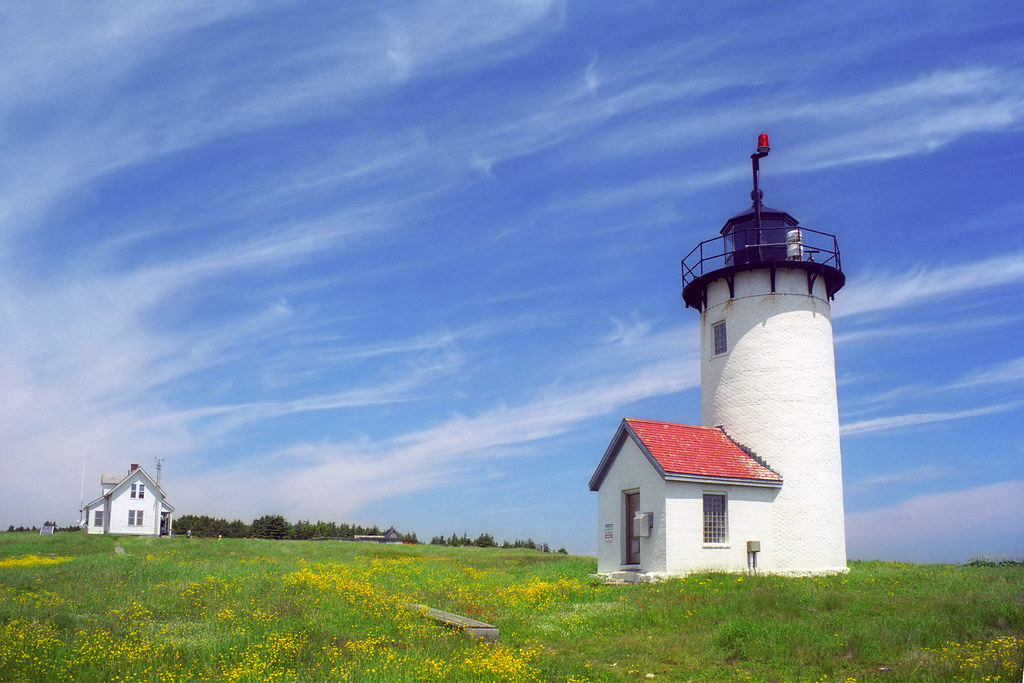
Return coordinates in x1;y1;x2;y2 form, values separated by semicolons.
681;134;847;574
591;135;848;578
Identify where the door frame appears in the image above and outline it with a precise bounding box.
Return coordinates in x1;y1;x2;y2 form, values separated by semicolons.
624;490;640;565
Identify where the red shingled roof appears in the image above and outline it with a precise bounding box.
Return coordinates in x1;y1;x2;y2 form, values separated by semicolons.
589;418;782;490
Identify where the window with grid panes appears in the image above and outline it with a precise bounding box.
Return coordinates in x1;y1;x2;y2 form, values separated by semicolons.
703;493;727;543
713;321;727;355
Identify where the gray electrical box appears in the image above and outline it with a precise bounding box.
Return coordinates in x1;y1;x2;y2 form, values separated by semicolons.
746;540;761;552
633;511;653;537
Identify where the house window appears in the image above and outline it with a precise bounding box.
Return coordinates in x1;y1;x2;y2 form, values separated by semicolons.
131;483;145;499
94;511;103;526
713;321;727;355
128;510;144;527
703;493;727;544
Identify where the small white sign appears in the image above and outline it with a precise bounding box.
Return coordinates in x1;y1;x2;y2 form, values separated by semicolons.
604;523;614;542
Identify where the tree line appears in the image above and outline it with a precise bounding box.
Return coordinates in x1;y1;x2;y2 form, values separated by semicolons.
428;532;567;554
174;514;419;542
4;516;563;554
5;522;81;533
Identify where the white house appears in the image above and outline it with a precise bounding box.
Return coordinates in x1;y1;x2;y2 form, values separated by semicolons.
591;135;848;579
83;464;174;537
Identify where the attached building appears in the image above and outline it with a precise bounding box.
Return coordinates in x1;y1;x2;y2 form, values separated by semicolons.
590;419;782;578
83;464;174;537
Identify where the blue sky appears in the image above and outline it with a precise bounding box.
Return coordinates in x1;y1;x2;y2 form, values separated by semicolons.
1;1;1021;562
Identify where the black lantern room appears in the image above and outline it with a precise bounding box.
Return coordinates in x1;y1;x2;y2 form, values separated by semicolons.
720;203;800;266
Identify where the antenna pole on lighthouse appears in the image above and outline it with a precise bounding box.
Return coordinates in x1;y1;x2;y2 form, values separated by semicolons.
751;133;770;255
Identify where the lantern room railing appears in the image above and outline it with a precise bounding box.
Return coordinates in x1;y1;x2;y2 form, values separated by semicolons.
681;226;842;290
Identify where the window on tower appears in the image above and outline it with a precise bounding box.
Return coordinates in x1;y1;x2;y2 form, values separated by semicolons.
713;321;727;355
703;493;727;544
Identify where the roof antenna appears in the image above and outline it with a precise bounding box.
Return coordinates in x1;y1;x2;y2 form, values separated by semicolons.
79;453;86;527
154;457;164;487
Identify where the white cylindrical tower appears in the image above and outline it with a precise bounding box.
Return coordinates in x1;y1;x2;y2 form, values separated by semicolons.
681;135;848;574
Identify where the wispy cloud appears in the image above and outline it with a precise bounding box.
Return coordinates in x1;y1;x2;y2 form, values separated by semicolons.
841;401;1019;436
482;63;1024;221
838;354;1024;412
849;464;951;491
0;244;472;521
834;313;1023;347
781;67;1024;171
0;2;560;236
836;252;1024;318
172;324;698;519
946;356;1024;390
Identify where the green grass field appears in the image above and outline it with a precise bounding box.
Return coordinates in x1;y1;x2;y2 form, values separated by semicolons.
1;533;1021;681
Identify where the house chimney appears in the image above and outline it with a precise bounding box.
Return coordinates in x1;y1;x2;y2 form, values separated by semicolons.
130;463;139;472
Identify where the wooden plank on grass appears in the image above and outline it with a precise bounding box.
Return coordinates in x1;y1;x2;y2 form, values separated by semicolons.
406;603;499;642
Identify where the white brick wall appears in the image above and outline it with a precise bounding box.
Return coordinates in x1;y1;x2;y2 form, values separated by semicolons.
595;437;667;574
664;482;777;574
700;267;848;574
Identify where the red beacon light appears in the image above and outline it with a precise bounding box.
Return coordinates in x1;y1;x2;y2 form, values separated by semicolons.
757;133;770;155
